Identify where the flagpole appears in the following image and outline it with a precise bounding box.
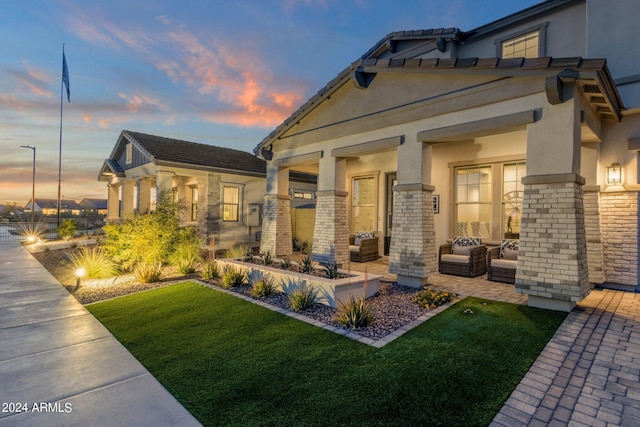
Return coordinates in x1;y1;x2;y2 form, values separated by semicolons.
57;44;65;226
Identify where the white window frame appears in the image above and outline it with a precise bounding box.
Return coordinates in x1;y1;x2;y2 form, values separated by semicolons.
349;172;379;233
449;157;526;241
221;183;244;223
190;186;198;222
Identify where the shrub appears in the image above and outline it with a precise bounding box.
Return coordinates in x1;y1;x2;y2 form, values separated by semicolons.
322;263;340;279
68;246;118;279
221;267;247;289
250;276;277;298
279;256;292;270
288;286;317;312
243;247;254;262
300;255;314;274
414;288;457;309
335;297;374;329
57;219;77;241
200;259;220;280
224;244;247;260
260;250;273;266
103;192;181;271
170;227;202;275
135;259;163;283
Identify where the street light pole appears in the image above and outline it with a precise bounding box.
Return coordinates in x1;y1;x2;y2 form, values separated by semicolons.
20;145;36;229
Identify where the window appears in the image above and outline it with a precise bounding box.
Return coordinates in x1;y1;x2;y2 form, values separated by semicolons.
293;191;314;200
502;31;539;59
455;166;492;237
502;162;526;236
453;160;526;239
190;186;198;221
125;143;133;165
352;175;376;232
223;186;240;221
496;23;547;59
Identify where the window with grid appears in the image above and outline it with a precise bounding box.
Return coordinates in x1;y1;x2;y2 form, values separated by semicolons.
455;165;492;237
501;31;539;59
190;186;198;221
502;162;526;235
352;175;376;232
223;186;240;222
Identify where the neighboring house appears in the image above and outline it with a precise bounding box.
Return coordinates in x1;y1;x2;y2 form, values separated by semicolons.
25;199;83;216
79;198;108;216
98;130;316;250
254;0;640;312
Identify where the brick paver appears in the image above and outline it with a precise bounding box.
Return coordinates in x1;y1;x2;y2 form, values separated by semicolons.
490;288;640;427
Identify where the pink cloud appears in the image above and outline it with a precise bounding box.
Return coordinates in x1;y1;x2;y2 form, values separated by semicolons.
158;26;305;128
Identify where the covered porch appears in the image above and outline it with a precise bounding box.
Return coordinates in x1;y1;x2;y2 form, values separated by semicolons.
349;256;528;306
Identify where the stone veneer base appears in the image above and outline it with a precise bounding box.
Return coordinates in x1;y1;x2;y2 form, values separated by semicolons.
527;295;576;312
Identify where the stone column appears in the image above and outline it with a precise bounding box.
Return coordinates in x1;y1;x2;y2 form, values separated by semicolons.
107;183;120;221
389;141;437;288
156;171;174;202
312;157;349;266
261;165;292;257
121;180;135;218
517;91;590;311
138;178;152;213
583;186;604;285
600;190;639;289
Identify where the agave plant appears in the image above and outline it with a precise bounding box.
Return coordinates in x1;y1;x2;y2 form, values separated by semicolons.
288;285;317;312
335;297;374;329
221;267;247;289
322;263;340;279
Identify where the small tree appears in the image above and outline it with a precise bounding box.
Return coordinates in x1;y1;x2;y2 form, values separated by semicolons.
57;219;77;241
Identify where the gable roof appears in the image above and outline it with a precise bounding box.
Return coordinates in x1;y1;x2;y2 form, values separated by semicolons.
29;199;83;210
254;0;621;156
79;198;107;209
100;130;266;180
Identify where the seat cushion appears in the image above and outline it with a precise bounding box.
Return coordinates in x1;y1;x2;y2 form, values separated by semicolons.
441;254;470;264
349;245;360;253
491;258;517;269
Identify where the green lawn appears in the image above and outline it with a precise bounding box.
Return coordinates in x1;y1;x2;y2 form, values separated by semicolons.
87;282;566;427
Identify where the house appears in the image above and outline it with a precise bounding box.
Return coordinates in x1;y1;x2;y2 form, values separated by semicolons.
79;198;108;216
254;0;640;312
98;130;316;250
25;199;83;216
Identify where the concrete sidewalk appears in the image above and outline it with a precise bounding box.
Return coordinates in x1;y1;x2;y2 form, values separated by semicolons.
0;242;201;427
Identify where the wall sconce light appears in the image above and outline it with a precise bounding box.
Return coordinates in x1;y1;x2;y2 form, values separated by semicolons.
607;163;623;184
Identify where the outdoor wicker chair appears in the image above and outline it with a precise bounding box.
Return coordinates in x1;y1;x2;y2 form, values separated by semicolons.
487;239;519;284
438;236;486;277
349;232;379;263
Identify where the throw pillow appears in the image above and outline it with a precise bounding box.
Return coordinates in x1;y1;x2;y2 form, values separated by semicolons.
500;239;519;258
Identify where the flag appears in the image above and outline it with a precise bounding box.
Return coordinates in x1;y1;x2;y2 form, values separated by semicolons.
62;52;70;103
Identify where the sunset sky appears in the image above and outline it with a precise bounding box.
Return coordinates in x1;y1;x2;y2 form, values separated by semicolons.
1;0;540;206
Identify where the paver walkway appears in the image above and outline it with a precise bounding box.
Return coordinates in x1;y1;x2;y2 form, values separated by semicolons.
491;288;640;427
0;242;201;427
